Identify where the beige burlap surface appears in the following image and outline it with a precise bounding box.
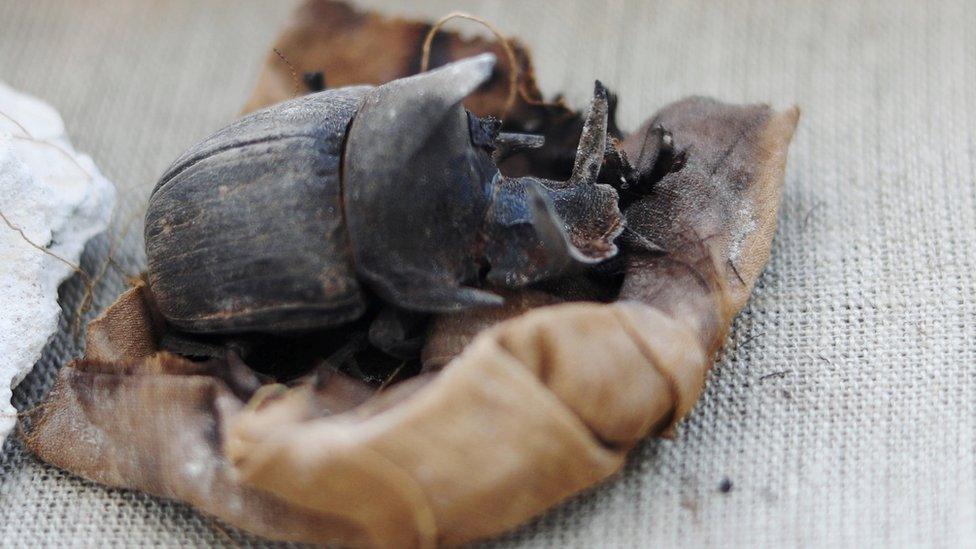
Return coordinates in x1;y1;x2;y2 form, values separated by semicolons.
1;0;973;547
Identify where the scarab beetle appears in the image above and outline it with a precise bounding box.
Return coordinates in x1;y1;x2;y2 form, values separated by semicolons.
145;54;622;340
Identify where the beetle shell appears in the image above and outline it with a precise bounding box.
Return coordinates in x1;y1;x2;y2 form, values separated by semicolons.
146;87;370;333
343;54;502;311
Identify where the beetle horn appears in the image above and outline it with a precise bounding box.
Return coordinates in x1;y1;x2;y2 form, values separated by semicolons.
347;53;497;174
568;81;610;186
344;54;508;313
395;52;496;122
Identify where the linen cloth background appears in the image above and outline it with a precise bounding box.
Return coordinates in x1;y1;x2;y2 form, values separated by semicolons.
1;0;974;547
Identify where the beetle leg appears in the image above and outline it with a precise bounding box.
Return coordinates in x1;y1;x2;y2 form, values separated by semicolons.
631;124;676;183
492;132;545;163
312;332;369;384
368;306;428;359
601;135;639;191
495;132;545;149
609;124;688;209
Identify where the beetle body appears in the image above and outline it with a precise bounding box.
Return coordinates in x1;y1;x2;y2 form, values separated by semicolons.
146;87;370;333
146;54;621;335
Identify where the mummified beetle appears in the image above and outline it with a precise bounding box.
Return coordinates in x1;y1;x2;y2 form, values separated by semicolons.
145;54;622;335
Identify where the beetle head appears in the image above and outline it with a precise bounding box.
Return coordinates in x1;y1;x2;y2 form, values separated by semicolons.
483;82;623;287
344;55;621;312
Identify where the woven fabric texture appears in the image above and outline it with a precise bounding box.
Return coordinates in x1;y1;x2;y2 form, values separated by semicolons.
1;0;974;547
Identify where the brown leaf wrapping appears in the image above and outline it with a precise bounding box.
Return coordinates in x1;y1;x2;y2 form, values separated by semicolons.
25;2;800;547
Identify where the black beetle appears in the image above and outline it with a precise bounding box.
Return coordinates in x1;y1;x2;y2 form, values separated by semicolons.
145;54;621;338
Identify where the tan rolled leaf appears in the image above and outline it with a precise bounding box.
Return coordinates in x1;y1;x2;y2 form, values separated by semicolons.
222;300;712;546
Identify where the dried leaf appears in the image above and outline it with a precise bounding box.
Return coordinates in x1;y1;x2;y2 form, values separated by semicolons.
618;98;801;353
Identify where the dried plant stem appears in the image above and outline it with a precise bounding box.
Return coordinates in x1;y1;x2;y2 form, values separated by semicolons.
209;519;242;548
517;84;568;110
2;111;95;181
377;361;407;392
0;110;30;136
272;47;300;98
72;207;143;338
0;210;90;283
1;209;97;341
1;108;124;340
11;135;94;181
11;402;47;420
420;12;518;118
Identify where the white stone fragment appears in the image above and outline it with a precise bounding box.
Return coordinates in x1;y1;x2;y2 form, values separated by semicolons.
0;82;116;445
